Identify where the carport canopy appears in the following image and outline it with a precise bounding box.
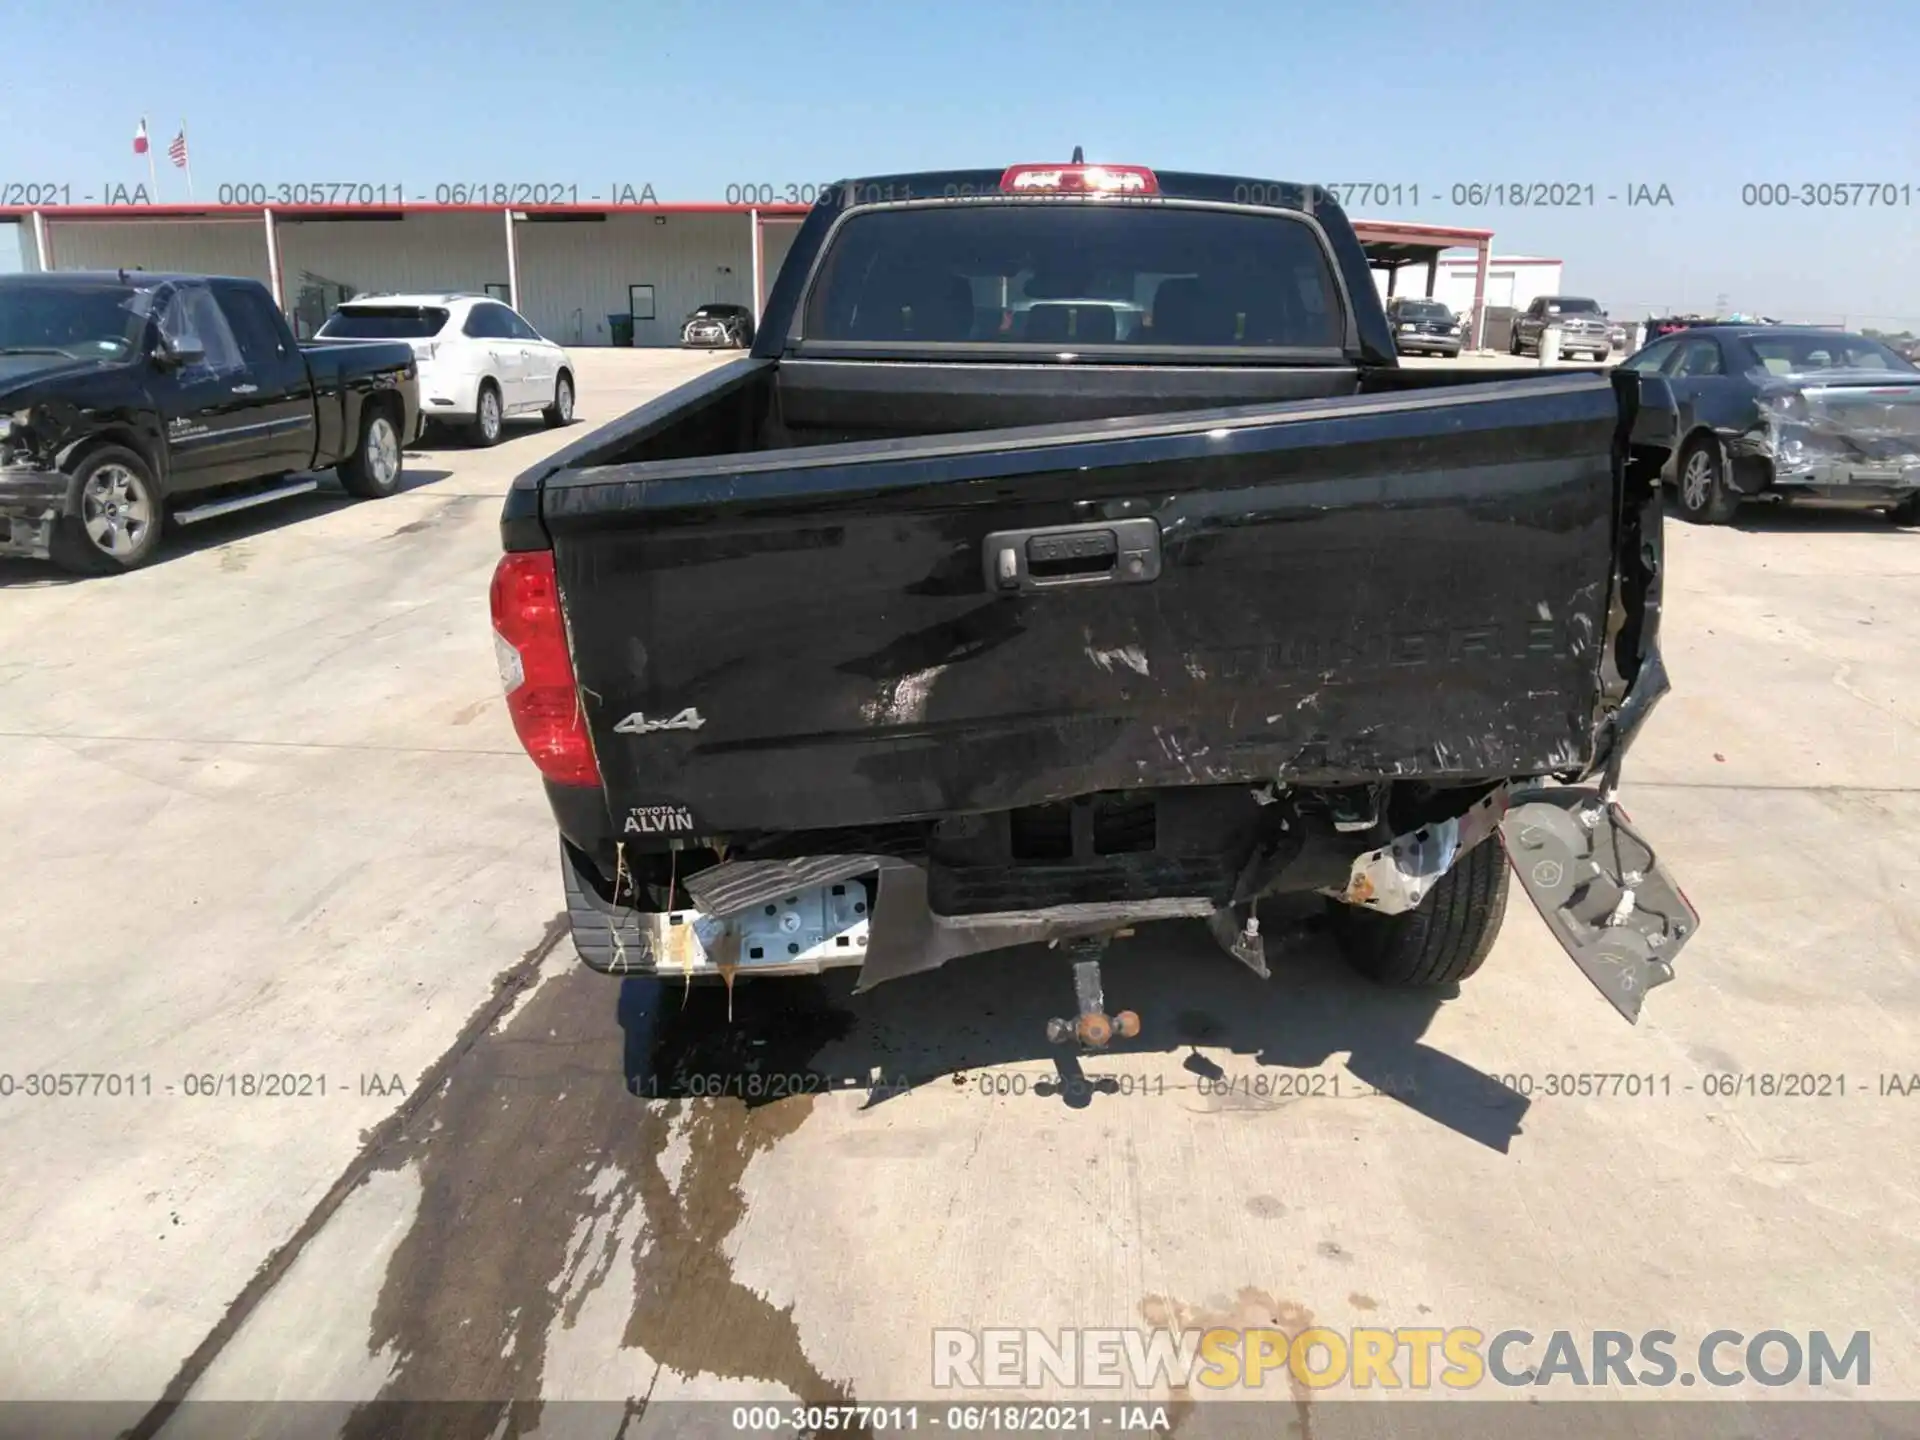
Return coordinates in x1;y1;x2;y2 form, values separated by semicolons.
1352;219;1494;348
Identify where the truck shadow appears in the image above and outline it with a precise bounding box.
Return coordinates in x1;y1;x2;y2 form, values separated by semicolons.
616;903;1531;1153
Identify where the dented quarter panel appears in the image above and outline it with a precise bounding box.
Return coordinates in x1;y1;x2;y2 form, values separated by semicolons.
547;373;1636;835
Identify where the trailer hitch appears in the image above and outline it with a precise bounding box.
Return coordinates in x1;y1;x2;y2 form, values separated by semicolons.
1045;936;1141;1049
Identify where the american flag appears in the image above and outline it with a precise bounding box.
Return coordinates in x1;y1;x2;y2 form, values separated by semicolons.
168;128;189;169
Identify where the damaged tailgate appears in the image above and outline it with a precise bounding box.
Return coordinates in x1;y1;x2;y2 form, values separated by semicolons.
544;372;1646;837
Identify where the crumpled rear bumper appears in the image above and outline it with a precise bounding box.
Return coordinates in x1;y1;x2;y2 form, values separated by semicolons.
0;468;74;561
1732;401;1920;499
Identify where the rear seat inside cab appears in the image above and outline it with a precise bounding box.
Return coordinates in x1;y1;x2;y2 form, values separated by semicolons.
1148;278;1240;344
846;272;976;341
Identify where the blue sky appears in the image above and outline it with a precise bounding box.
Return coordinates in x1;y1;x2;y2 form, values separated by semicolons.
5;0;1920;324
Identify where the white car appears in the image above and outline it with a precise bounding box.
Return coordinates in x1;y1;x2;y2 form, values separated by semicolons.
315;294;575;446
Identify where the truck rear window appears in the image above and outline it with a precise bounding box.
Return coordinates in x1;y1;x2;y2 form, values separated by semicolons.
800;204;1345;350
318;306;449;339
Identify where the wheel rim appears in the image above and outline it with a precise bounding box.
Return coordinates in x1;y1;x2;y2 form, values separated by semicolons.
81;463;153;557
368;417;400;485
558;379;573;420
481;389;500;438
1682;451;1712;509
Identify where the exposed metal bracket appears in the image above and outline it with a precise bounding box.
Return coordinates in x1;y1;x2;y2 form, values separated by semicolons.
1208;903;1268;978
1324;784;1514;916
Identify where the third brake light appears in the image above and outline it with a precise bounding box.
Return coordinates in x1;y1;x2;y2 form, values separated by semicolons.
1000;164;1158;195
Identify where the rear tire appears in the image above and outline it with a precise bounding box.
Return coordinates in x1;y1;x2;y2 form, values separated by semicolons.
469;381;504;447
1676;436;1740;524
49;446;164;575
543;372;575;428
336;403;405;499
1326;838;1510;989
1890;494;1920;526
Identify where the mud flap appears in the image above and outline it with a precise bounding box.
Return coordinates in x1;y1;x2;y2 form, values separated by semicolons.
1498;789;1700;1023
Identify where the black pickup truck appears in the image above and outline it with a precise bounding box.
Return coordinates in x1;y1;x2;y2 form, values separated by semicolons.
0;271;420;573
491;162;1699;1040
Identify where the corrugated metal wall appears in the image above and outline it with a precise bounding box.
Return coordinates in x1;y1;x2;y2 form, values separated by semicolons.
276;213;507;336
760;220;805;314
40;219;270;281
23;209;807;347
1369;261;1565;316
515;213;755;346
8;220;40;271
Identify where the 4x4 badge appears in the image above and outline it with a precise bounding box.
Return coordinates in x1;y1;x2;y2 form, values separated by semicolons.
613;707;706;735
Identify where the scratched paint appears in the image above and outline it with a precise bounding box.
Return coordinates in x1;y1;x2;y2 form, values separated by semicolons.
861;664;948;725
1087;645;1151;677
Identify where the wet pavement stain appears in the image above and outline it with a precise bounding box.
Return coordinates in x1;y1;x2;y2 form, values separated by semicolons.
621;1092;843;1400
1140;1289;1317;1439
338;963;851;1439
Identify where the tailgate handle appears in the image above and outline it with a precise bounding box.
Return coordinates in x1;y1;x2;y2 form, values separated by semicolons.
985;518;1161;592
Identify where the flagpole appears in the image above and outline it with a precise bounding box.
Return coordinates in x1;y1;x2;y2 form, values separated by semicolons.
142;116;156;197
179;120;193;200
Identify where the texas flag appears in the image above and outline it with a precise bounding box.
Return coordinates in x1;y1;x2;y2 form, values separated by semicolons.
133;118;149;155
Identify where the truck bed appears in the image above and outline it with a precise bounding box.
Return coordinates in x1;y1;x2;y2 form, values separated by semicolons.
518;361;1653;840
523;354;1606;462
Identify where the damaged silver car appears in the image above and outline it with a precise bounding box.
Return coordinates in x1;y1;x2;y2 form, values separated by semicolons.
1619;325;1920;525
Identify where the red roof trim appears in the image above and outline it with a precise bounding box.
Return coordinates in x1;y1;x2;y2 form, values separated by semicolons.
0;202;813;221
1350;218;1496;242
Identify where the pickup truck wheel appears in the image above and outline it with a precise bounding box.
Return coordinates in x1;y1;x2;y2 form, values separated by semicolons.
49;447;164;574
470;382;504;447
1326;836;1509;990
1676;438;1740;525
1889;494;1920;526
543;373;575;428
336;406;405;499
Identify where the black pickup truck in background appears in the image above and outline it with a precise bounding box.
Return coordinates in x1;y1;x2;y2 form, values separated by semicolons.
0;271;420;573
492;162;1699;1041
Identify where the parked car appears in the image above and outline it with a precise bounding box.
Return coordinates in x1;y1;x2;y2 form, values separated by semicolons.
492;161;1698;1039
0;271;419;574
681;303;755;349
317;294;574;446
1619;325;1920;525
1384;296;1463;357
1510;296;1613;360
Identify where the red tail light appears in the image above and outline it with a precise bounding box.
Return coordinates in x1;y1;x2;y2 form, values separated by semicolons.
489;551;601;788
1000;163;1158;195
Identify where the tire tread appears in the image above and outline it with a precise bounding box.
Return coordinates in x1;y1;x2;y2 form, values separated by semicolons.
1328;839;1510;988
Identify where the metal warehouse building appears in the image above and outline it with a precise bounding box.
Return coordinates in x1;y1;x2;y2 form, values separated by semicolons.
4;202;810;347
4;201;1498;348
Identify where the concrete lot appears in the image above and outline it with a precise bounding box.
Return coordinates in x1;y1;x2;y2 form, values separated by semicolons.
1;347;1915;1432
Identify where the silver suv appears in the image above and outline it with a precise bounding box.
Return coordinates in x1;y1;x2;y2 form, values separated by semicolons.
1511;295;1612;361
